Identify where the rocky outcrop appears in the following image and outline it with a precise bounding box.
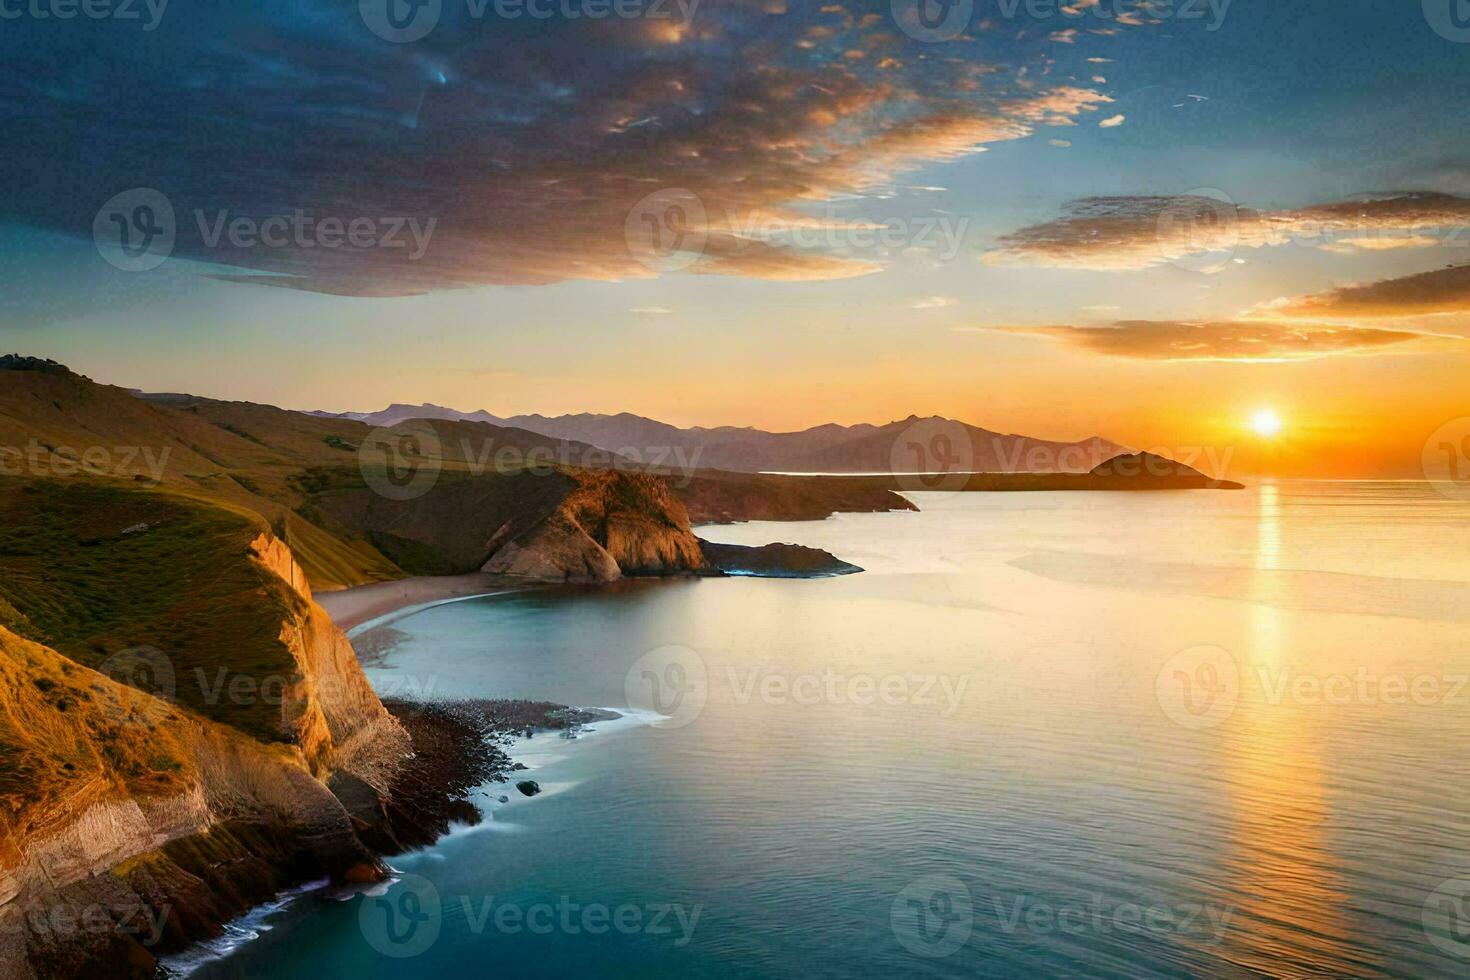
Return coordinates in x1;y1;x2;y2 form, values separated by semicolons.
698;541;863;578
678;471;918;525
483;470;710;582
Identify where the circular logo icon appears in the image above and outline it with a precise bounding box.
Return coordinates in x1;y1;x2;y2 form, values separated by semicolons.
889;417;974;497
93;188;176;272
1424;878;1470;959
96;646;176;727
891;0;973;42
361;0;442;43
359;873;442;958
625;645;708;729
1155;645;1240;730
624;188;708;273
891;874;972;958
1155;189;1240;274
1423;418;1470;501
358;420;444;501
1424;0;1470;43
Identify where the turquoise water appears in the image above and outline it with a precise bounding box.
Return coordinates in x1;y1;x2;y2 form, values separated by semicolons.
188;484;1470;978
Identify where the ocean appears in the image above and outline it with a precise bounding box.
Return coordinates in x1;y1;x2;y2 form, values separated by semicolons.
182;483;1470;978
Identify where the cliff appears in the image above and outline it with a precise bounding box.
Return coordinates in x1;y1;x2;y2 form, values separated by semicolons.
484;470;709;581
0;479;411;977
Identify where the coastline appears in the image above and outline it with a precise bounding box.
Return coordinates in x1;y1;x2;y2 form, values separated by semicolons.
317;573;532;632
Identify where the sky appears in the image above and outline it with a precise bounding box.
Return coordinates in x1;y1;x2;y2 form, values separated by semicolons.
3;0;1470;476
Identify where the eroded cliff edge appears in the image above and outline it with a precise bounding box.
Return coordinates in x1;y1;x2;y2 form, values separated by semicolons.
0;480;419;977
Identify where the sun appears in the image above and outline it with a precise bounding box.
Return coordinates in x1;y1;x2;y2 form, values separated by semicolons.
1250;408;1284;438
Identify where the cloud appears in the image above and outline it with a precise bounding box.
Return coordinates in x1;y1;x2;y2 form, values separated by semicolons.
912;295;957;309
630;306;673;314
1272;264;1470;318
985;192;1470;270
1098;114;1126;128
999;319;1443;361
2;3;1125;297
1320;235;1445;253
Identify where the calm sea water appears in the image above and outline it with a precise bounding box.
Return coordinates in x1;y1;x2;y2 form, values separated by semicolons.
188;483;1470;978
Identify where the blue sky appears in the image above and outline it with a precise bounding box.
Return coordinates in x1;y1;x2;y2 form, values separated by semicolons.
3;0;1469;472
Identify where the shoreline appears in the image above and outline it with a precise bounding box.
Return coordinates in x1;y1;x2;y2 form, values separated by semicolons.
317;572;532;632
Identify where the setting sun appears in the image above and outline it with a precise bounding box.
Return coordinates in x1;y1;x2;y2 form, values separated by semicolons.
1251;408;1284;438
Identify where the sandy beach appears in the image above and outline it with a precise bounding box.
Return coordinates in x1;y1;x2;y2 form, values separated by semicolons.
316;573;530;632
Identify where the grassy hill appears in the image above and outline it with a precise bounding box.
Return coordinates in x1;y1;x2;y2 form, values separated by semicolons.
0;478;309;742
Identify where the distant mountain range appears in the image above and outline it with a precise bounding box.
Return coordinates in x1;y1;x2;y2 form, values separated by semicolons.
308;404;1126;475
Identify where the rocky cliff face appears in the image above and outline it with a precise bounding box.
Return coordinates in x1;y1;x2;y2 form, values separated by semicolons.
250;532;409;786
485;470;709;581
0;518;409;978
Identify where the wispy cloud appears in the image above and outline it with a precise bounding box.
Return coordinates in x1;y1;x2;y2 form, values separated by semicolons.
996;319;1447;360
984;193;1470;270
1271;263;1470;318
911;295;957;309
